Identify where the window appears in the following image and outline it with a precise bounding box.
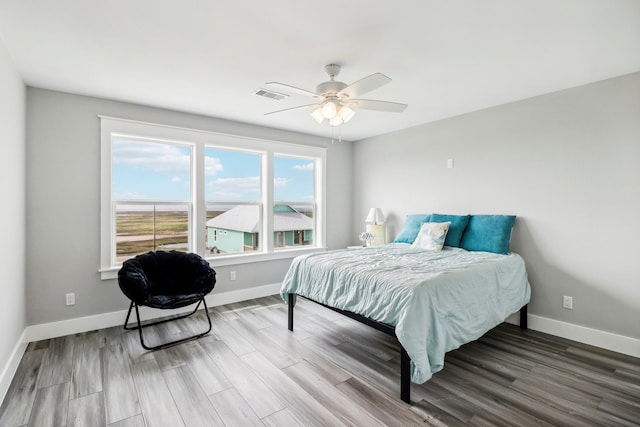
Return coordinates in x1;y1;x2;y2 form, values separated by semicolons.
111;137;192;263
274;155;316;250
205;148;261;256
100;117;326;279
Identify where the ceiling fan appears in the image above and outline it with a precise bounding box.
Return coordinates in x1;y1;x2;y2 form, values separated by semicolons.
264;64;408;127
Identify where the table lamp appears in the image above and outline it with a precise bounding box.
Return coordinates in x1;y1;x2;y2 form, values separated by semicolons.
365;208;386;246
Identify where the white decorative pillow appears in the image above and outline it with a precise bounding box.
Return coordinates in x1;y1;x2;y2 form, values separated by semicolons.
411;222;451;251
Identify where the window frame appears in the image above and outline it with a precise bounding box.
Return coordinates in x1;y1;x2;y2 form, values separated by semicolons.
100;116;327;280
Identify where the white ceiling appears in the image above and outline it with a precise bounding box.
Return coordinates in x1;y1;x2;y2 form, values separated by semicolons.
1;0;639;142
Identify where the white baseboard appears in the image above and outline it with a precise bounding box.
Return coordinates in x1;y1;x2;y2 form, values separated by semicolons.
0;329;28;406
26;283;282;342
527;314;640;358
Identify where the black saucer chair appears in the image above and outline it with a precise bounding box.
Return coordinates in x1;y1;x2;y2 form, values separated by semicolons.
118;250;216;350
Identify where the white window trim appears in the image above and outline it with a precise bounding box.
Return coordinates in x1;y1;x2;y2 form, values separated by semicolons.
99;116;327;280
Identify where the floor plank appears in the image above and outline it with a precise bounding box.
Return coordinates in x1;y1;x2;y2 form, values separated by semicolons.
101;343;140;424
107;414;146;427
228;315;300;369
336;376;435;427
67;392;106;427
130;358;185;427
282;360;385;426
0;349;45;426
163;365;226;427
35;335;74;389
175;339;231;395
199;340;285;418
27;382;70;427
261;408;305;427
208;388;264;427
240;351;346;427
70;331;103;398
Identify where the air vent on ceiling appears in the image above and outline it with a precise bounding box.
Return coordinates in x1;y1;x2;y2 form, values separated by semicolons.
254;88;289;101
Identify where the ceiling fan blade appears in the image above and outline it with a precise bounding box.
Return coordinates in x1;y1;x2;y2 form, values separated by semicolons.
264;103;319;116
338;73;391;98
266;82;318;98
346;99;408;112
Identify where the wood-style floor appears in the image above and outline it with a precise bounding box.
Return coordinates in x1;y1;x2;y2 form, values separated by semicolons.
1;295;638;427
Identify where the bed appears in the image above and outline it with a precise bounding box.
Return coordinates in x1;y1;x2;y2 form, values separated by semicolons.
280;214;531;403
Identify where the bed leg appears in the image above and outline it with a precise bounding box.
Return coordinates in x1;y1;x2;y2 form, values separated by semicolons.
520;304;528;329
400;346;411;404
288;293;294;331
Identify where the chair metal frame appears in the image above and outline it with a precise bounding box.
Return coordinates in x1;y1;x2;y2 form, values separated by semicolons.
123;298;212;351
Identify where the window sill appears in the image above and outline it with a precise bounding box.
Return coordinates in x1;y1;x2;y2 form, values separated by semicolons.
99;246;327;281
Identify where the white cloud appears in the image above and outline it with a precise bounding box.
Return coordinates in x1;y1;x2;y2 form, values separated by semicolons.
113;139;191;174
204;156;224;176
171;176;182;183
113;190;149;200
293;162;314;171
113;139;225;178
274;177;289;187
207;176;260;199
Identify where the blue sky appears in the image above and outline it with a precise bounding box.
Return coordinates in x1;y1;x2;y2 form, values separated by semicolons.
112;138;314;202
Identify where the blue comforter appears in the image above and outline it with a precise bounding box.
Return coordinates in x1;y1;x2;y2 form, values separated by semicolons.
281;244;531;383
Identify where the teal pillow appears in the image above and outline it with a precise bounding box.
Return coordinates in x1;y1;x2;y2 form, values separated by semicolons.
429;214;470;247
394;214;431;243
460;215;516;254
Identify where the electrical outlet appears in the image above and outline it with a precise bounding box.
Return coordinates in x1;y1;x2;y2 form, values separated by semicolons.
230;271;236;281
562;295;573;310
66;293;75;306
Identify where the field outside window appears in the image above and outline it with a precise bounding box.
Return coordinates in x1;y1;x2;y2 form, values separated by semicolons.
115;203;190;263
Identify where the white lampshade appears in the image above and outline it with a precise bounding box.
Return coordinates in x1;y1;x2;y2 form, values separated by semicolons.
329;115;343;127
321;101;337;118
365;207;385;224
310;107;324;123
338;105;355;123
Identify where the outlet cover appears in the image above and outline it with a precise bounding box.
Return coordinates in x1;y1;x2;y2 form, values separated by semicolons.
66;293;75;306
562;295;573;310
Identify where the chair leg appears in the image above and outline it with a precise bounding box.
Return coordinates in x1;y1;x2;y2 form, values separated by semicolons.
123;299;213;351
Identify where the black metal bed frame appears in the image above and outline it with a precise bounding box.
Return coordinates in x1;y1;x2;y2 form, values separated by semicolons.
287;292;528;404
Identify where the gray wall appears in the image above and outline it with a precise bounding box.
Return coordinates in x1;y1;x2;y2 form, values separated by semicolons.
353;72;640;340
0;42;26;375
26;88;352;325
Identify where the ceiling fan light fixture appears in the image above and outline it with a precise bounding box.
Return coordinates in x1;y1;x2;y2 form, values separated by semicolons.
329;115;343;127
310;107;324;124
321;101;337;119
338;105;355;123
